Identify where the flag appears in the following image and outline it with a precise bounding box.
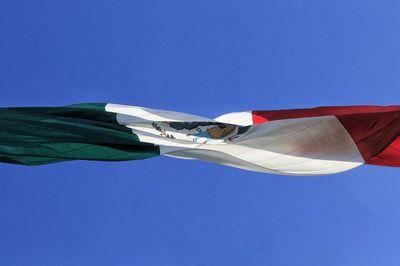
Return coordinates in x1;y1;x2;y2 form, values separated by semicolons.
1;103;399;175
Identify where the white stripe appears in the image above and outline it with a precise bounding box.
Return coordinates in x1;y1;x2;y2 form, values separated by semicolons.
106;104;365;175
214;111;253;126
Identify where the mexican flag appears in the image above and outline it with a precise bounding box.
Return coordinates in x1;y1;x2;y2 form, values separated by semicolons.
1;103;400;175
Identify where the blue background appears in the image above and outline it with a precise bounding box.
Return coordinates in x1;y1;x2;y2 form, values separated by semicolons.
1;0;400;265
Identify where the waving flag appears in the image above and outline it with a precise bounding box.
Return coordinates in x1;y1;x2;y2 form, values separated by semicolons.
1;103;399;175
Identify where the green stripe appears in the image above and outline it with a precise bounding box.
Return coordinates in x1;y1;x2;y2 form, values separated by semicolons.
0;103;160;166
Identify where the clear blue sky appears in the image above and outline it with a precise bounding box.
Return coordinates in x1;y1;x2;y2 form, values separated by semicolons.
1;1;400;265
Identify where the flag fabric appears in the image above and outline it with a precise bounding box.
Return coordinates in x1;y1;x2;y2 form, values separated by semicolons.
1;103;400;175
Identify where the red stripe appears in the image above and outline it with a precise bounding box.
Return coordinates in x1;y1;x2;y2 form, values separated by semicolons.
252;106;400;121
367;137;400;167
252;106;400;167
336;111;400;164
252;113;269;124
